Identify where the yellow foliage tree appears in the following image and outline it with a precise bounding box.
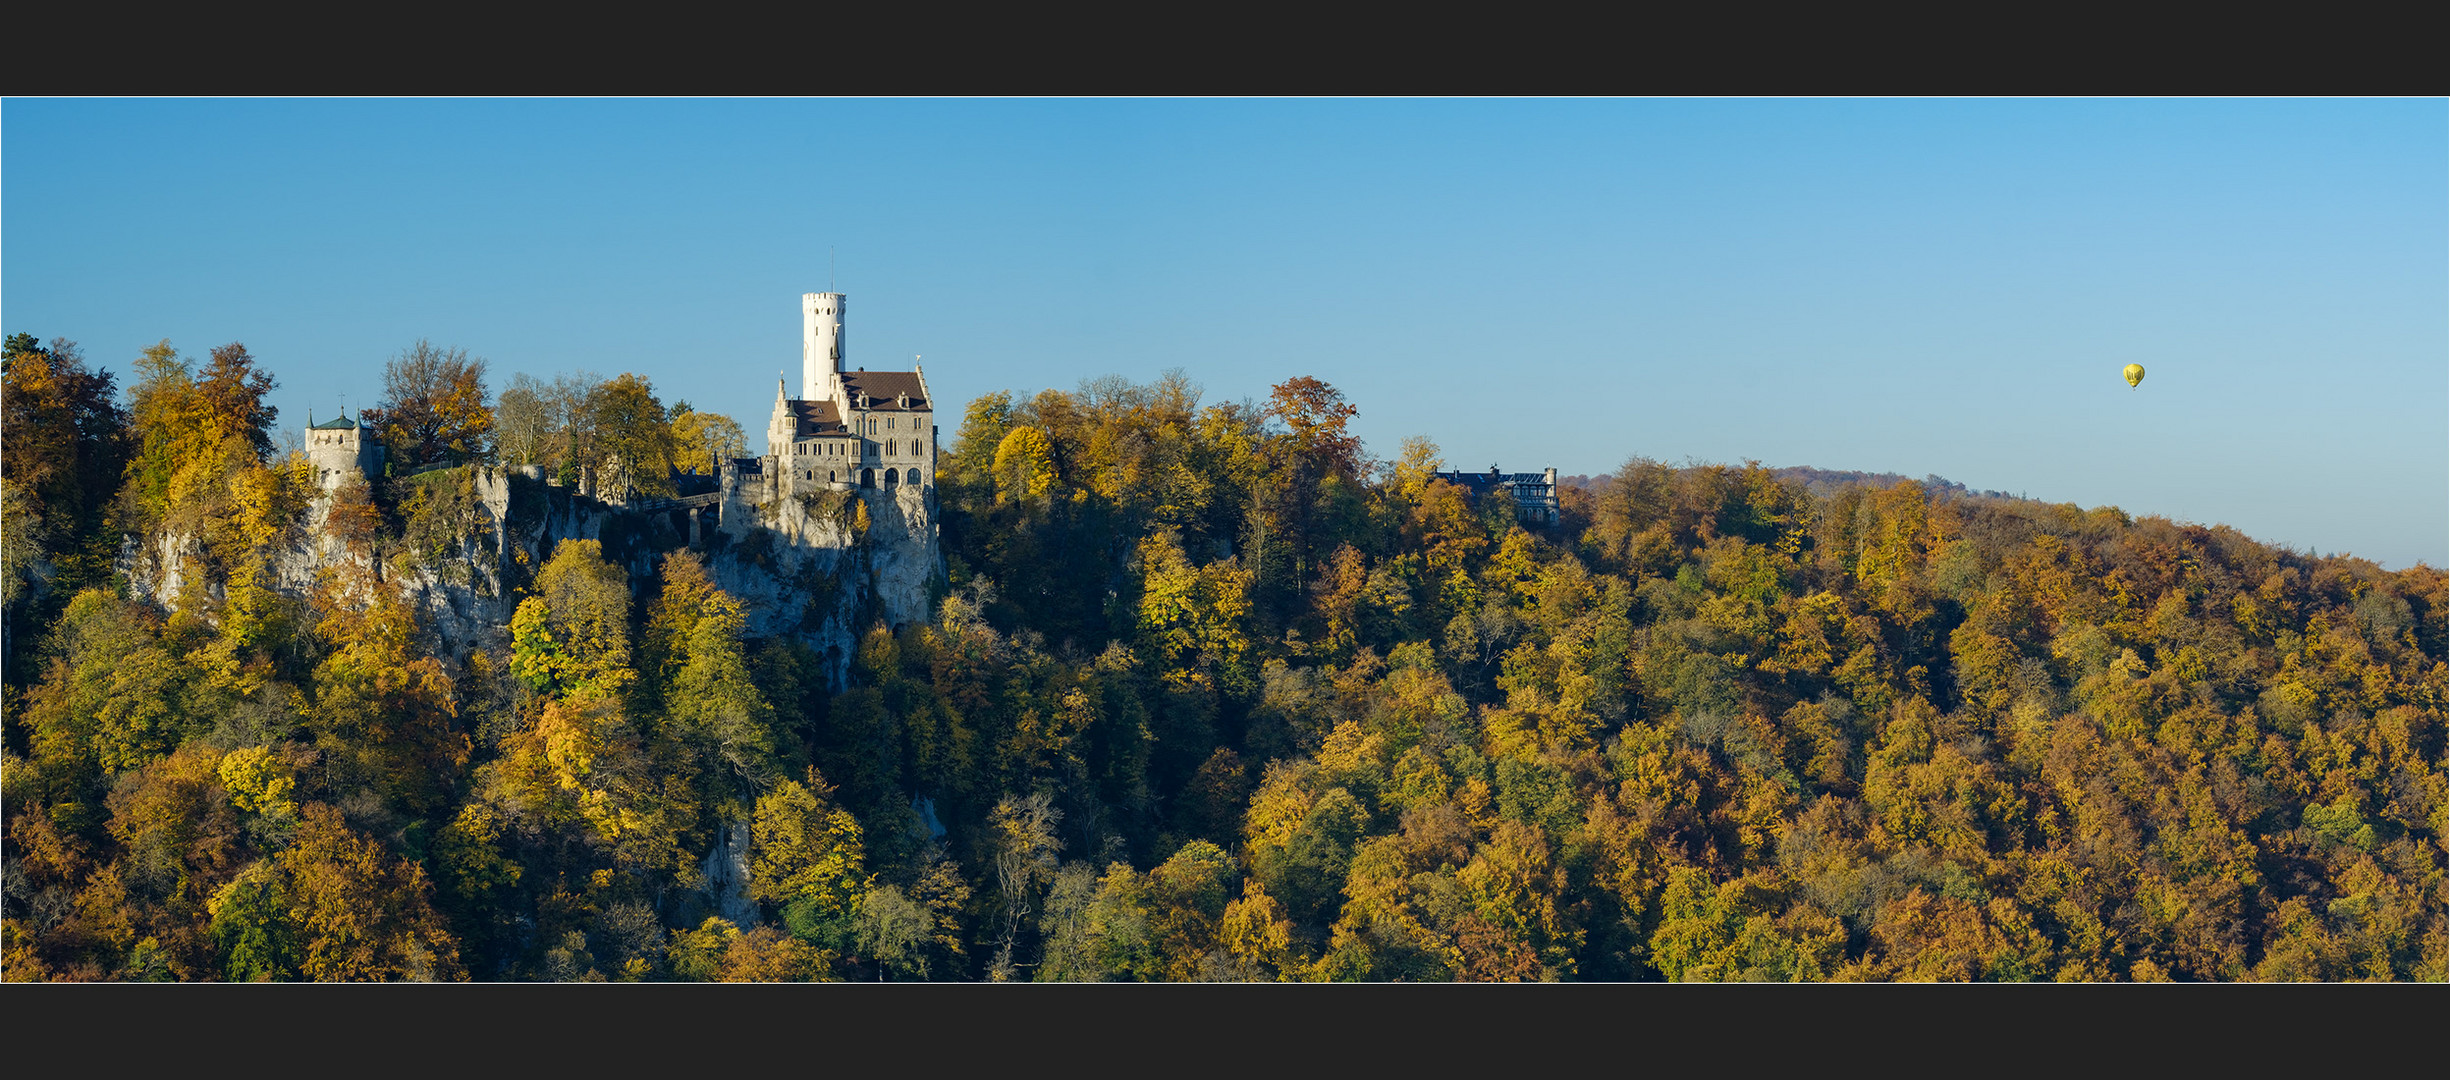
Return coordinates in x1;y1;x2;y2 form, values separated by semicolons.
751;772;871;946
992;425;1058;506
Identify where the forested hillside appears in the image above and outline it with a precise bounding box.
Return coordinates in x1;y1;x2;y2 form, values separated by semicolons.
4;337;2443;981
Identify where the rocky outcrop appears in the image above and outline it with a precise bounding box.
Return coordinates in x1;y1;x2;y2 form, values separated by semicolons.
698;819;758;927
699;483;940;683
122;529;207;611
119;465;942;684
869;483;941;631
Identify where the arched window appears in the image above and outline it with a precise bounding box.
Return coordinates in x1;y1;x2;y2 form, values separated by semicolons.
885;469;899;487
860;468;875;489
906;468;921;486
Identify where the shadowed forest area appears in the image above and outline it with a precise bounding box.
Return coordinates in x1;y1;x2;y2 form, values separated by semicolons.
5;334;2443;981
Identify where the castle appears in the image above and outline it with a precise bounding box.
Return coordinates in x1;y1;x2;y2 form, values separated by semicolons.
731;291;938;503
137;291;942;676
304;292;936;517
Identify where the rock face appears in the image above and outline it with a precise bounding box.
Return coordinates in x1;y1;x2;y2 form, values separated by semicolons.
121;464;941;696
699;819;758;928
123;530;207;611
868;481;941;630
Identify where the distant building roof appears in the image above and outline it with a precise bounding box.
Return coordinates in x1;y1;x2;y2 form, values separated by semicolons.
1435;468;1552;491
841;370;928;411
308;414;359;430
1435;466;1560;525
784;399;849;438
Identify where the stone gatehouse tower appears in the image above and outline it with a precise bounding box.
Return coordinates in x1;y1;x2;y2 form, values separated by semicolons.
306;411;384;491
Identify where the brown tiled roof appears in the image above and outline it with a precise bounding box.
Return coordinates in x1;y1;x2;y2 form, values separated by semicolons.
840;370;928;410
788;399;848;438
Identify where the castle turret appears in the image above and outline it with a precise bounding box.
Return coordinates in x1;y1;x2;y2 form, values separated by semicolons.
767;376;794;457
307;411;380;492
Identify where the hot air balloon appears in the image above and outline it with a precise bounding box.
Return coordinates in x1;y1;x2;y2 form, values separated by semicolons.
2123;363;2146;389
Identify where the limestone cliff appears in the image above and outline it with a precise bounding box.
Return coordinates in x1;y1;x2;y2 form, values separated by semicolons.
121;464;941;686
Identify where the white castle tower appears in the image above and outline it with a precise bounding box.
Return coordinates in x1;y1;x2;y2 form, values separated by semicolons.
803;292;846;398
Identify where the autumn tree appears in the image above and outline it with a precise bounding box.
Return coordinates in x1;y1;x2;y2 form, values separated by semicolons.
1;335;127;618
751;770;870;951
992;426;1058;508
260;804;462;980
668;401;748;476
987;791;1062;979
492;373;556;467
118;341;280;535
587;373;679;499
362;340;493;470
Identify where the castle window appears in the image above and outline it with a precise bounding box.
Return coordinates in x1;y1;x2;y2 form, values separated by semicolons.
907;468;921;485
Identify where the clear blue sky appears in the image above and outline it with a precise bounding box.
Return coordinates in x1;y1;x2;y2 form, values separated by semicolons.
6;99;2443;569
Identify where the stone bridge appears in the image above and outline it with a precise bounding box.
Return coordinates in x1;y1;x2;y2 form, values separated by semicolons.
622;491;726;547
626;492;723;513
